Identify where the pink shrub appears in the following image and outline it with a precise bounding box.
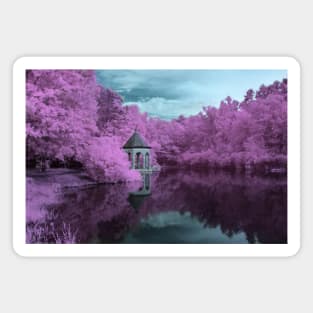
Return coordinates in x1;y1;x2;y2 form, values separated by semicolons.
82;136;141;183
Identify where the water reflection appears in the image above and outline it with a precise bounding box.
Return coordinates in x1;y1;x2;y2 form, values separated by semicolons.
123;211;249;244
32;169;287;244
128;173;152;210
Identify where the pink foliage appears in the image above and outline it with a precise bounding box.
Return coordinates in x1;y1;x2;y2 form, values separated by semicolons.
26;70;142;182
26;70;287;182
26;70;99;160
146;79;287;169
82;137;141;183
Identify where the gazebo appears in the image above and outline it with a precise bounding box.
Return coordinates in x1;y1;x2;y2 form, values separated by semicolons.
123;130;151;170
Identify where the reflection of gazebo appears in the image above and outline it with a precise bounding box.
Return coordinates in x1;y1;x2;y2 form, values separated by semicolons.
128;173;152;210
123;130;151;171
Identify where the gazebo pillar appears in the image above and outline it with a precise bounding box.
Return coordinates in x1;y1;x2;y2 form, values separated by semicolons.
145;152;150;169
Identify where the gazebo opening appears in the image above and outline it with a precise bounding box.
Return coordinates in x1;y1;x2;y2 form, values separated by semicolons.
135;152;144;169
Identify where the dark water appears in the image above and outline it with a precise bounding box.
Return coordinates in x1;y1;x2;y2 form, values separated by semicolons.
44;169;287;244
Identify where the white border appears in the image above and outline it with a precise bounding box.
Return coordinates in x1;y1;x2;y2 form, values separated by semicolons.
13;57;300;257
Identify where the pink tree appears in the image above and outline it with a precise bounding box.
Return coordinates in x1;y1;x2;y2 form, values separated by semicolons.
26;70;141;182
26;70;99;162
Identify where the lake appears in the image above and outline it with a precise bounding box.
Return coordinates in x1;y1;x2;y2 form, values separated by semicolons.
27;169;287;244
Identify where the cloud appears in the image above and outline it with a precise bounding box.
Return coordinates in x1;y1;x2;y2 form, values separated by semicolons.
96;69;287;119
125;97;204;120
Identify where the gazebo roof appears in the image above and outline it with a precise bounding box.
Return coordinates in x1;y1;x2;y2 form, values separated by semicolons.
123;131;151;149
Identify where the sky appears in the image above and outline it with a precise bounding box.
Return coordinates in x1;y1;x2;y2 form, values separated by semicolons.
96;69;287;120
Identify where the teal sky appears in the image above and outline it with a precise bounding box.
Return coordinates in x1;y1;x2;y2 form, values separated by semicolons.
96;69;287;120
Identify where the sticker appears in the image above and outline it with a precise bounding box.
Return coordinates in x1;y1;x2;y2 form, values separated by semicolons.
13;57;300;257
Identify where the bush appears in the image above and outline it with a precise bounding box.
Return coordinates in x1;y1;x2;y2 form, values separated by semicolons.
82;136;141;183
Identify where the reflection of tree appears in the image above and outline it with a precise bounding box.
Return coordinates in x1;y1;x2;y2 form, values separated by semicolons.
46;182;140;243
32;169;287;244
97;213;133;243
140;169;287;244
